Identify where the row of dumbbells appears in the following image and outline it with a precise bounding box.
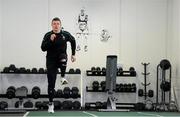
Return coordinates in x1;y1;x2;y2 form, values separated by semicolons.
5;86;80;99
56;87;80;99
0;100;81;110
88;67;136;76
85;101;107;110
135;101;178;112
2;64;81;74
35;100;81;110
87;81;137;92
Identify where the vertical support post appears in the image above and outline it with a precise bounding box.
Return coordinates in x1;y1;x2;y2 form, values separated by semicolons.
106;55;117;110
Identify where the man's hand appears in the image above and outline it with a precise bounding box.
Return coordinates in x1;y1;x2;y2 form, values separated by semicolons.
50;34;56;42
71;55;76;62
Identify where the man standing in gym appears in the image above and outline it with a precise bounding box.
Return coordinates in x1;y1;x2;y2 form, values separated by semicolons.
41;17;76;113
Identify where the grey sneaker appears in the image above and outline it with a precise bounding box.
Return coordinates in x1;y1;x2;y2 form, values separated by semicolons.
60;77;68;85
48;103;54;113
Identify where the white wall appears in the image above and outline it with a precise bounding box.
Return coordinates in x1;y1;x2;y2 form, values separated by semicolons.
1;0;49;69
48;0;121;70
120;0;168;91
0;0;2;71
1;0;121;70
0;0;170;79
121;0;168;68
167;0;180;107
0;0;174;103
168;0;180;79
137;0;168;88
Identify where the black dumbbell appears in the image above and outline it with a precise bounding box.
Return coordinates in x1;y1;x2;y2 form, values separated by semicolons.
119;83;124;92
96;67;101;75
62;101;72;110
126;83;132;92
54;100;61;110
135;102;145;111
6;86;16;99
129;67;136;76
100;81;106;91
32;86;41;99
129;67;135;71
85;103;91;110
24;100;33;108
3;67;10;73
138;89;144;97
116;68;120;75
116;84;120;92
26;69;31;73
9;64;16;72
75;68;81;74
102;102;107;109
71;87;79;98
72;101;81;110
148;90;154;97
96;101;102;109
119;67;123;75
14;101;20;108
102;67;106;75
160;59;171;70
19;67;26;73
92;81;99;91
38;68;45;74
91;67;96;75
42;101;49;110
0;101;8;110
160;81;171;92
69;68;75;74
31;68;38;73
131;83;136;92
56;89;63;98
124;83;128;92
63;87;71;98
35;101;42;110
14;68;20;73
122;84;126;92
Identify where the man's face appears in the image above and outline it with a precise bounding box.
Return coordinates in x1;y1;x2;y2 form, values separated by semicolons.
51;20;61;32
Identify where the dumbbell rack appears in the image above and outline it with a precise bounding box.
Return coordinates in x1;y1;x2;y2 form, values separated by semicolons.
83;68;138;110
0;71;82;111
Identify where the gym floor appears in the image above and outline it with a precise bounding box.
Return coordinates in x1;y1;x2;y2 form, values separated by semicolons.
3;111;180;117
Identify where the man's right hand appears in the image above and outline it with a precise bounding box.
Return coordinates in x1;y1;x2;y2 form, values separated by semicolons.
50;34;56;42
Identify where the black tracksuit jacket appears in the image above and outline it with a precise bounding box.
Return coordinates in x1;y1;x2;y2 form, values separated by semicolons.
41;30;76;58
